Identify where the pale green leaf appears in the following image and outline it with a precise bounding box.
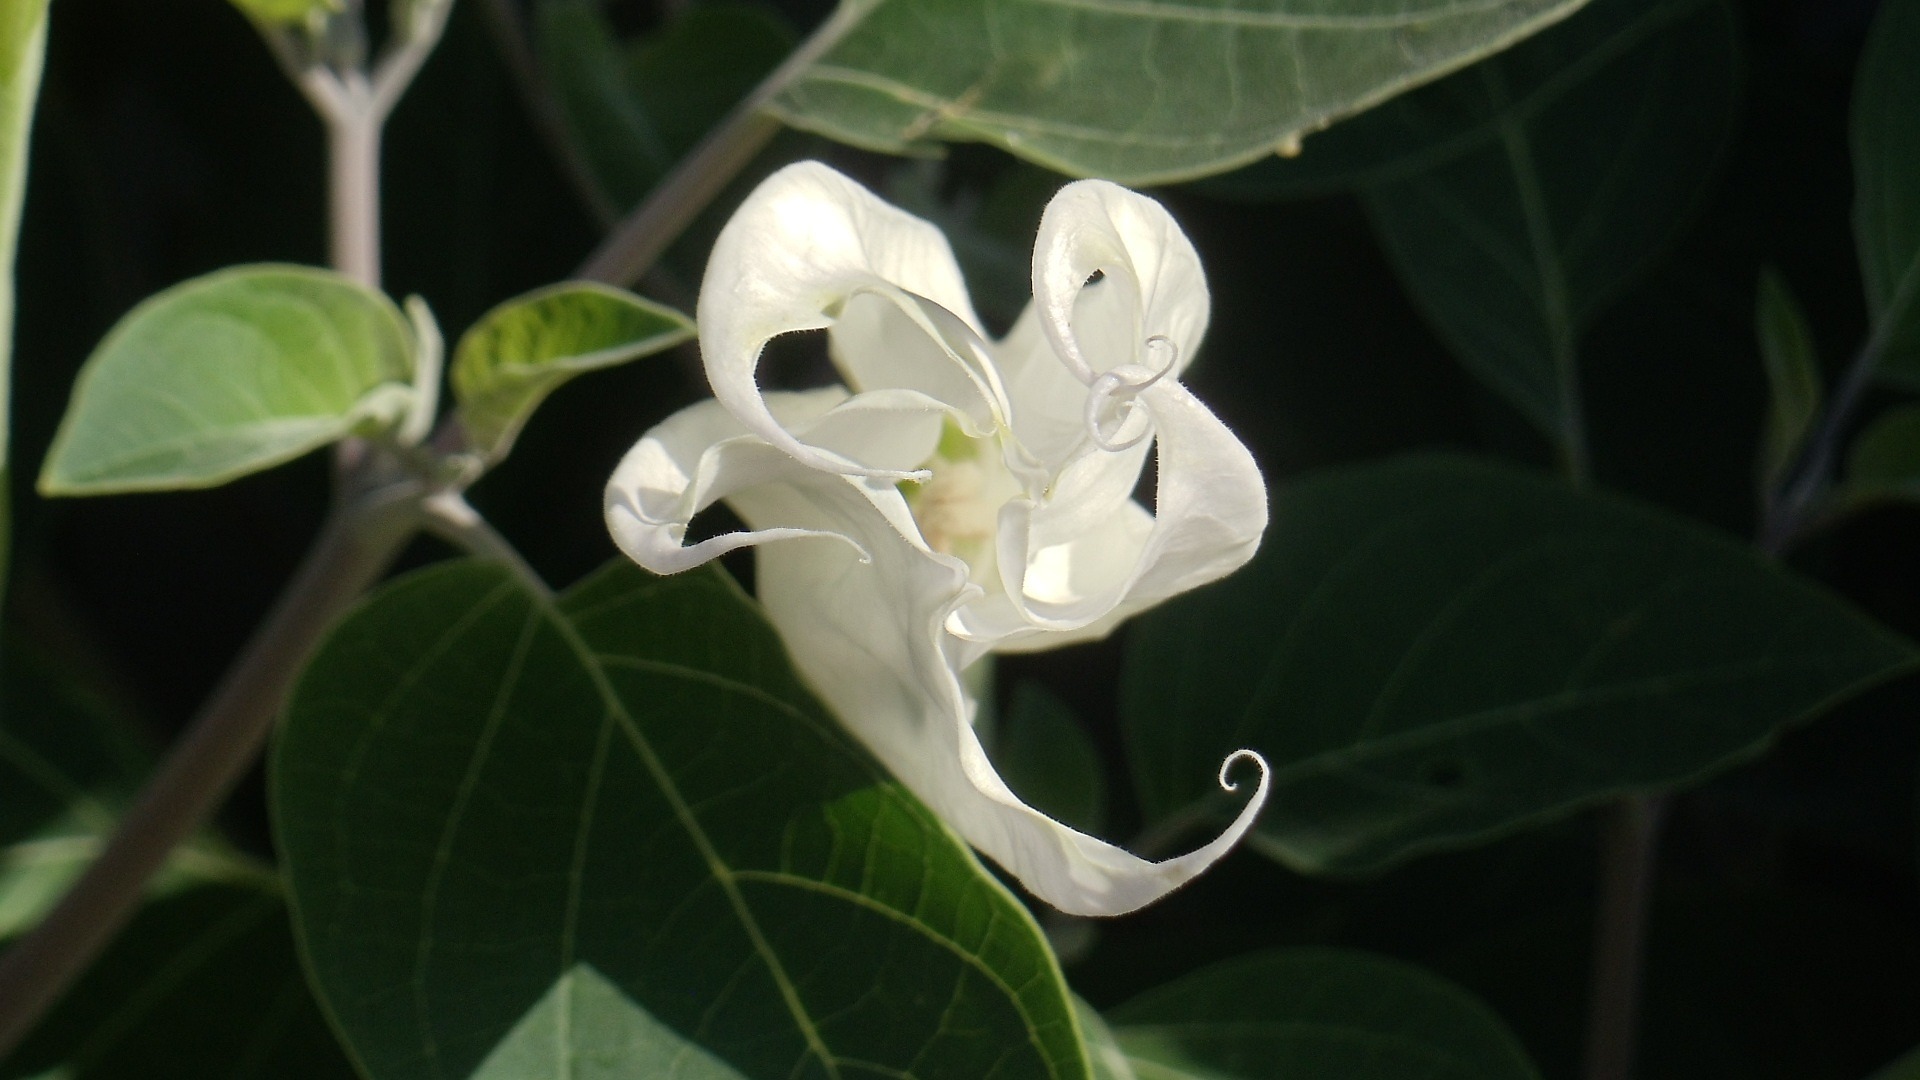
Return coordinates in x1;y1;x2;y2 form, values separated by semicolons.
1755;268;1823;492
772;0;1598;185
1123;455;1916;874
1856;0;1920;386
450;282;692;460
228;0;341;24
38;265;416;495
0;0;47;608
1360;0;1738;448
1108;950;1541;1080
275;560;1090;1080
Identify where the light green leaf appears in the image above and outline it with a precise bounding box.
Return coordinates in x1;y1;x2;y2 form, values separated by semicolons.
1871;1046;1920;1080
1075;997;1140;1080
1856;0;1920;386
0;0;47;608
1359;0;1738;451
1;885;356;1080
1123;455;1916;875
1842;404;1920;505
275;560;1090;1080
38;265;416;495
450;282;692;460
1756;268;1824;492
771;0;1597;186
228;0;341;24
1107;949;1542;1080
994;682;1107;835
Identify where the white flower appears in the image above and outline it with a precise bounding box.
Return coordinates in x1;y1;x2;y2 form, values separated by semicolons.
605;161;1269;917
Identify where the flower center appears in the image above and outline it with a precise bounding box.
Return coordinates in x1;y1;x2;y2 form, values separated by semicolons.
902;421;1021;581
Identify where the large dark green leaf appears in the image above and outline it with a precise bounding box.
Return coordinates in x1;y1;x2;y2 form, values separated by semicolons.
772;0;1596;185
1355;0;1737;452
1122;455;1916;874
0;0;47;606
275;560;1089;1080
38;265;417;495
1857;0;1920;385
0;885;354;1080
1875;1046;1920;1080
1107;949;1541;1079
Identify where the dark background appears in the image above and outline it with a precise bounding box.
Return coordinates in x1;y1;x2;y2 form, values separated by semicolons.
4;1;1916;1075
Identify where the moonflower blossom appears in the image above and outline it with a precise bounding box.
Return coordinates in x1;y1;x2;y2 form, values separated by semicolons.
605;161;1269;917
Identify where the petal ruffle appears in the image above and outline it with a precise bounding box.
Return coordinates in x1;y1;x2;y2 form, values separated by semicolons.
700;162;1005;476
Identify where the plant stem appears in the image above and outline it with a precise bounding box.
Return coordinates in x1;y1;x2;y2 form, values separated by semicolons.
422;492;551;597
1581;793;1666;1080
0;5;459;1054
0;476;422;1059
573;0;877;287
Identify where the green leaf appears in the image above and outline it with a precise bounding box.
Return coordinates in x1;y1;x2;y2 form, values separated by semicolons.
1;885;356;1080
228;0;341;24
1107;949;1542;1080
1843;404;1920;504
1855;0;1920;386
994;682;1107;835
1074;997;1140;1080
38;265;416;496
1359;0;1738;449
771;0;1597;186
450;282;692;460
1122;455;1917;875
1756;268;1824;492
275;560;1090;1080
0;0;47;608
1872;1047;1920;1080
535;0;794;211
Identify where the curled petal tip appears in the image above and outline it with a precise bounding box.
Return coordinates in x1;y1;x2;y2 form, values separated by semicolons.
1217;748;1269;794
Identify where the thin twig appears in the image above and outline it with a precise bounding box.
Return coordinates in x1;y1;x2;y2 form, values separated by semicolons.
422;492;553;597
0;475;423;1059
573;0;878;287
1580;793;1666;1080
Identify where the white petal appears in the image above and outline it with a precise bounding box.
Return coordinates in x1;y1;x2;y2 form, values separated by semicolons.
749;471;1269;917
699;161;1001;476
604;389;945;575
1032;180;1209;386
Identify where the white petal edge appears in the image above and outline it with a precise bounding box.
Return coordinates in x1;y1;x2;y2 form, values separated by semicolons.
700;161;1000;478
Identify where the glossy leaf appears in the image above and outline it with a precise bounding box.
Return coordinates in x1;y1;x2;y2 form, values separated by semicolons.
1856;0;1920;385
38;265;416;495
450;282;692;460
275;560;1090;1080
1123;455;1916;874
1756;268;1824;492
1360;0;1738;448
0;0;46;605
994;682;1107;836
1108;949;1541;1079
1;885;355;1080
771;0;1597;185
